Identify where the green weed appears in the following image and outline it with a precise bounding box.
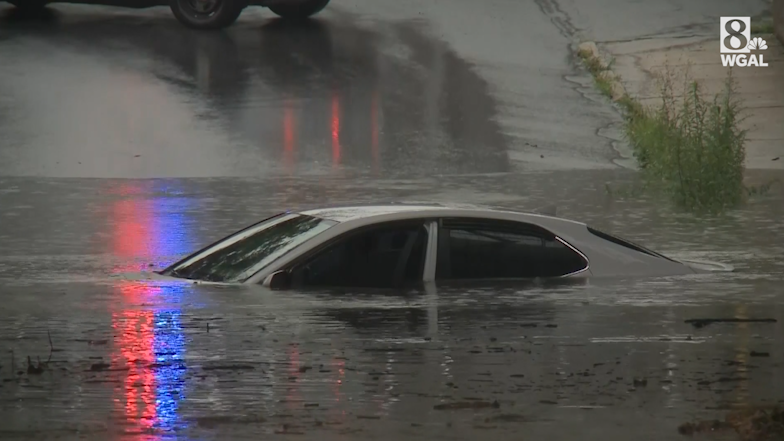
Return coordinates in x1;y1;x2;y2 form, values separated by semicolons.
576;44;774;213
577;47;615;99
621;68;749;212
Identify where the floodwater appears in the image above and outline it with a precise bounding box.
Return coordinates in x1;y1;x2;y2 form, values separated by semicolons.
2;171;783;440
1;1;783;440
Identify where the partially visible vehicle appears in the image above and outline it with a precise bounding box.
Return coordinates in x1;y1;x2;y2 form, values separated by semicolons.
3;0;331;30
153;202;733;290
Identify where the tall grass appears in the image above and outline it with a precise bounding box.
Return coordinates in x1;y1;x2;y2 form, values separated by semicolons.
622;68;749;212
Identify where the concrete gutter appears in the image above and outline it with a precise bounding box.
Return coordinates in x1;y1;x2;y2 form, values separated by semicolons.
775;0;784;45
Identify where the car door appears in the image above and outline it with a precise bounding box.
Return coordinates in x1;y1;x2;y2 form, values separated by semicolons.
282;220;433;289
434;217;589;281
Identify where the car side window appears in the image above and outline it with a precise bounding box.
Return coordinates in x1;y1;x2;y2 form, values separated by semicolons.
290;223;429;289
435;218;587;280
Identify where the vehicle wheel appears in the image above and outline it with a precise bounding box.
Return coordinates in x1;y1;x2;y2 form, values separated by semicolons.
268;0;330;20
169;0;244;30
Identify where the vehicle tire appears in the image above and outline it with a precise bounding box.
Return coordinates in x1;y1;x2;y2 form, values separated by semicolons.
169;0;244;30
268;0;330;20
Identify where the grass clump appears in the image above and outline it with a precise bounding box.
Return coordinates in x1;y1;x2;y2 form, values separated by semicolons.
623;68;749;212
576;42;762;213
577;45;616;99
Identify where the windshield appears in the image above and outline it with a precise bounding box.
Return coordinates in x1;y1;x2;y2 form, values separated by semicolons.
162;213;337;282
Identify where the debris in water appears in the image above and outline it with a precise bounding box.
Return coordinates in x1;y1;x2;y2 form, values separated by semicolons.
685;318;777;329
47;330;55;360
201;364;255;371
750;351;770;357
729;406;784;441
275;423;304;435
716;377;746;383
26;356;44;375
89;362;111;372
195;415;235;428
678;405;784;440
472;424;497;429
484;414;529;423
434;400;500;410
677;419;732;436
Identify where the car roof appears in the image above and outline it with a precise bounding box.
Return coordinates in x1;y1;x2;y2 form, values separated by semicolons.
296;202;585;226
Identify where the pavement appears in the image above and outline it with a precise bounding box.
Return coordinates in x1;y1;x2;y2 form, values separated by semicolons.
0;0;625;179
585;15;784;169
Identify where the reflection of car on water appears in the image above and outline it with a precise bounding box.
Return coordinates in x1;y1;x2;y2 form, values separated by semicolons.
155;203;732;289
3;0;330;29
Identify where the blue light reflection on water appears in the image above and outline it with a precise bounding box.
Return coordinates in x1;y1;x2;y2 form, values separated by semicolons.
149;191;197;268
150;186;194;434
153;302;188;433
109;181;197;436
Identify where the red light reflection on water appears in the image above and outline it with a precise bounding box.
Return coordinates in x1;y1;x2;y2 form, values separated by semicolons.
285;345;302;411
328;357;348;424
112;283;159;436
331;93;341;168
283;98;296;172
111;195;154;260
277;89;383;174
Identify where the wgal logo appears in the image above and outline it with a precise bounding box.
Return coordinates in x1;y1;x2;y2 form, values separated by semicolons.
720;17;768;67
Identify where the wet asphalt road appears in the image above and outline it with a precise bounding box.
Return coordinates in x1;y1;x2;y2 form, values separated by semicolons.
1;0;783;440
0;0;627;177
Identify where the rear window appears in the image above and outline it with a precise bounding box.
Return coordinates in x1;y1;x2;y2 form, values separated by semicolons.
586;226;675;261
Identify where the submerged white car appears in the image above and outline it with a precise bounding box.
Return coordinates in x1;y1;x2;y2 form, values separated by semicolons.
157;203;731;289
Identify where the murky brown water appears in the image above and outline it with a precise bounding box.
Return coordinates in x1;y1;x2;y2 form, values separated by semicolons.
1;170;783;440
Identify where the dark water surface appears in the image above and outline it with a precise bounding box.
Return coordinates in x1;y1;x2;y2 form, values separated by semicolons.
1;171;783;440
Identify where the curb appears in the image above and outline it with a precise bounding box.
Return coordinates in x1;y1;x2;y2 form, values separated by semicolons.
576;41;628;102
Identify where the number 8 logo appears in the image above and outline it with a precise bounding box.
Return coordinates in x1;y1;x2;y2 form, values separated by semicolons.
724;19;748;50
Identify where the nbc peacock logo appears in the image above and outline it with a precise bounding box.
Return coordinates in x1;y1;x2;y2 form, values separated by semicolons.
747;36;768;51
